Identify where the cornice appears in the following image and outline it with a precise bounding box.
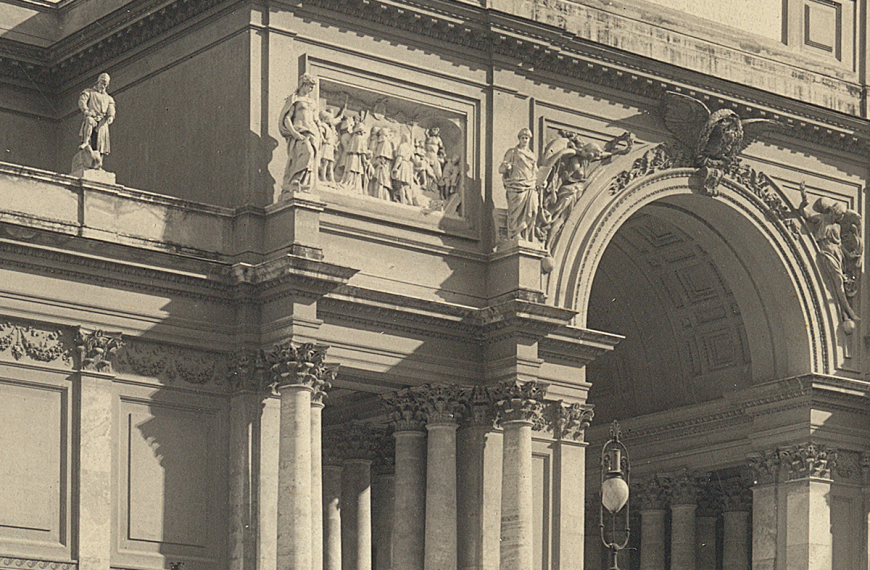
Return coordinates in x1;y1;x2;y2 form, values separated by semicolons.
297;0;870;156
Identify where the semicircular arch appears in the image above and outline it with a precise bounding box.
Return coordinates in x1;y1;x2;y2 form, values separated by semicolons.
548;164;834;379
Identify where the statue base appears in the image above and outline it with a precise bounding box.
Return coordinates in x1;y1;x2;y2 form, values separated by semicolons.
72;168;116;184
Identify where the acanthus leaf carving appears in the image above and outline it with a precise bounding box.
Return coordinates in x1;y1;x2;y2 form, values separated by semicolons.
381;387;426;432
778;443;836;480
75;329;123;373
493;379;547;429
416;383;463;424
265;342;334;392
545;400;594;441
228;348;269;393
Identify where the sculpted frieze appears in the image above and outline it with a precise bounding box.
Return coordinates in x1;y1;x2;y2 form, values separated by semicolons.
302;79;467;217
114;339;229;386
0;321;71;366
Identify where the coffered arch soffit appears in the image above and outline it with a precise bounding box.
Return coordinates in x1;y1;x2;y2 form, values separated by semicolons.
548;157;834;378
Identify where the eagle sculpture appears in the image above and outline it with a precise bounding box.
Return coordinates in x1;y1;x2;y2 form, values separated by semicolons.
662;92;783;194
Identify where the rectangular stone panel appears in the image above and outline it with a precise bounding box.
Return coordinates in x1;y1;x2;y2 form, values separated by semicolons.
0;377;67;557
116;391;227;570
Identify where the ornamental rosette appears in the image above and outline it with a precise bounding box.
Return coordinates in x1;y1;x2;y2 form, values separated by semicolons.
266;342;334;392
546;401;594;441
493;379;547;429
75;329;124;373
381;388;426;432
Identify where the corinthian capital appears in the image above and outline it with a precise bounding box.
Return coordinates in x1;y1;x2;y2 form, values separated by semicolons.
779;443;836;480
545;401;594;441
228;348;267;393
493;379;547;428
632;476;668;511
381;388;426;431
266;342;334;392
418;383;463;424
459;384;496;427
75;329;124;373
748;450;780;485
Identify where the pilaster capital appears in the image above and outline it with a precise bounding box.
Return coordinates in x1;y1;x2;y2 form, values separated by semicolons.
228;348;268;393
632;476;669;511
748;450;780;485
718;478;753;512
493;379;547;428
324;421;384;462
459;384;497;427
778;442;836;481
75;328;124;374
545;400;594;441
417;383;463;424
665;470;701;505
381;388;426;431
266;342;335;393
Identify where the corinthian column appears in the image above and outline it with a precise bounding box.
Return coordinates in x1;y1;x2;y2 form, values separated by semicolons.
494;380;547;570
382;389;427;570
633;476;668;570
720;478;752;570
668;471;699;570
420;384;462;570
271;342;332;570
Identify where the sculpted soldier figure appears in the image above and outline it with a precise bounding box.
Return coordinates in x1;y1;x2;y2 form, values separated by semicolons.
500;128;539;242
279;73;321;192
78;73;115;169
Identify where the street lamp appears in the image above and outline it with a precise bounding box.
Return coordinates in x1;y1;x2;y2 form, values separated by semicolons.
600;420;630;570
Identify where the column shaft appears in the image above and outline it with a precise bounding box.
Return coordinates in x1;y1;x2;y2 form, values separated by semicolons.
372;473;395;570
393;430;427;570
342;459;372;570
312;401;324;570
723;510;750;570
457;424;502;570
500;420;534;570
670;503;697;570
324;464;343;570
554;441;586;570
258;397;281;570
425;422;458;570
229;392;260;570
639;509;666;570
752;485;777;570
696;516;717;570
277;385;313;570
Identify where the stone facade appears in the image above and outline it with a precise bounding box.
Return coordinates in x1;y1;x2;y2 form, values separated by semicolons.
1;1;870;570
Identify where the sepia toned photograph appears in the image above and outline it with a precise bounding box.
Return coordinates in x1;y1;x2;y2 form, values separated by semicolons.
0;1;867;569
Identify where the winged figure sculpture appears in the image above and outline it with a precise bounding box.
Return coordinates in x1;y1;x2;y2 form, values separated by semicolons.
662;92;783;195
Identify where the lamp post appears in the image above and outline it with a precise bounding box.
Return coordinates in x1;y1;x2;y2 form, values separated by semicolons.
600;420;630;570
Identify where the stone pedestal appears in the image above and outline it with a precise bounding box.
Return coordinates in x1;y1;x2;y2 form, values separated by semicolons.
424;421;459;570
276;384;313;570
639;509;666;570
342;459;372;570
73;168;116;184
323;464;343;570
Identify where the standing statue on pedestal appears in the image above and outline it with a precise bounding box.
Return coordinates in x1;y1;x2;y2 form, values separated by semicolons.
72;73;115;174
279;73;321;193
798;182;862;329
500;128;539;242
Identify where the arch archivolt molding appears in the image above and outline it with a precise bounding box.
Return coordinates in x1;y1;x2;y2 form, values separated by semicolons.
547;156;835;375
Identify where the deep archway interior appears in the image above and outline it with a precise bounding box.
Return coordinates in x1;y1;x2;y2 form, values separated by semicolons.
585;195;808;424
